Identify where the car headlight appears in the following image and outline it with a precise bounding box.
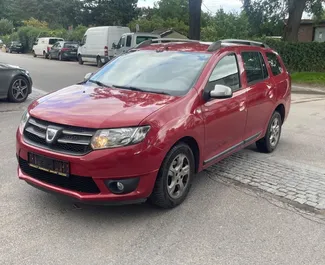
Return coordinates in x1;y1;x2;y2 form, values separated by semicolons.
19;110;30;134
91;126;151;150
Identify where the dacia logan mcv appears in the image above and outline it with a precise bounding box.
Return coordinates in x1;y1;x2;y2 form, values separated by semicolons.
16;39;291;208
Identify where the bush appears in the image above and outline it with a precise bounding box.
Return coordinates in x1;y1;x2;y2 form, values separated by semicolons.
261;38;325;72
0;19;14;36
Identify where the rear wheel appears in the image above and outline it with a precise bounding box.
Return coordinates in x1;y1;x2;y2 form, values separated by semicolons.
97;56;103;68
8;76;30;103
256;111;282;153
149;143;195;209
33;50;36;57
78;54;83;65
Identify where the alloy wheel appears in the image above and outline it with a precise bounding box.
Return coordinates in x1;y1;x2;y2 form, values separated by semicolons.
12;79;28;101
269;117;280;147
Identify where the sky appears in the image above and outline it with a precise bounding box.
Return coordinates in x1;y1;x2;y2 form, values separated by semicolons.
137;0;243;13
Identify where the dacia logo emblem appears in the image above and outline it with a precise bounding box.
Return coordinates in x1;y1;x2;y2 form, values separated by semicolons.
46;127;59;144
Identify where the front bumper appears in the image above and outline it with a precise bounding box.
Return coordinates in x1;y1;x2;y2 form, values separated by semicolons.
16;130;162;204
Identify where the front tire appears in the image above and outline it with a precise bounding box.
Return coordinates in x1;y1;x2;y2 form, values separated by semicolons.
149;143;195;209
33;50;37;57
78;54;83;65
256;111;282;153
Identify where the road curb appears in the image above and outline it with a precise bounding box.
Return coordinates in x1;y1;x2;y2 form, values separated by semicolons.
292;85;325;95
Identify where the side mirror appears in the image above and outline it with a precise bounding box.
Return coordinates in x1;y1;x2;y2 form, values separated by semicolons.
206;84;233;100
84;72;93;81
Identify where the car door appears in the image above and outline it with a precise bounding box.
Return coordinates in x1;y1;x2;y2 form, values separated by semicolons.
240;51;276;141
201;52;247;165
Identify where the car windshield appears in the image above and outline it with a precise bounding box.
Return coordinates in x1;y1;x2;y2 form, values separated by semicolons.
89;50;211;96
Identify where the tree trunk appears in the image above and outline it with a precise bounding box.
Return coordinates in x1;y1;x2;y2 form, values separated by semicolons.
283;0;307;42
189;0;202;40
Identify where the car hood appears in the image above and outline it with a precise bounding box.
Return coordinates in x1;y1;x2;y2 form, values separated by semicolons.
0;63;22;70
29;84;179;128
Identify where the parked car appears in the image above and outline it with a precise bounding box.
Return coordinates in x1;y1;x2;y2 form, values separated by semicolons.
48;41;79;61
32;37;64;58
16;39;291;208
6;41;24;53
78;26;130;67
0;63;32;103
113;32;159;57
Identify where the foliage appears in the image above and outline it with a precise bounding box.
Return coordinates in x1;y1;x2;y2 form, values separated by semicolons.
23;18;48;29
261;38;325;72
0;19;14;35
201;9;250;41
66;25;88;42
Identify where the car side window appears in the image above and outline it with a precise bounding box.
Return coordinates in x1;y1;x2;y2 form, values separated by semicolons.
266;52;283;76
241;51;268;84
126;36;132;47
121;37;126;47
207;53;241;92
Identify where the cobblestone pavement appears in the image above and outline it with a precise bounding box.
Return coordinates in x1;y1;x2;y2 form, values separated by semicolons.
206;149;325;212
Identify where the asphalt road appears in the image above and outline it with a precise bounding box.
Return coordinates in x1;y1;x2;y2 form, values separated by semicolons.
0;51;97;92
1;52;325;265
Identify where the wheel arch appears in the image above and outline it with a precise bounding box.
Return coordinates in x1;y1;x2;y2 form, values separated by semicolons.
275;103;285;123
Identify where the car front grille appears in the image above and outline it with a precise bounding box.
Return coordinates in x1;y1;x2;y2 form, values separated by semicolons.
19;157;100;194
23;117;96;156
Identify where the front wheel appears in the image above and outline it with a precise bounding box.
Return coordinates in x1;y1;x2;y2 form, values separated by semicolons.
256;111;282;153
33;50;37;57
8;76;30;103
149;143;195;209
78;54;83;65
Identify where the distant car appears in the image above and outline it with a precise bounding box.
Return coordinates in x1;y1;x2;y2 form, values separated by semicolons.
6;41;24;54
0;63;32;103
48;41;79;61
32;37;64;58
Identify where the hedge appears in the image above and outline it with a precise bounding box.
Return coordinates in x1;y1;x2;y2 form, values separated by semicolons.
262;39;325;72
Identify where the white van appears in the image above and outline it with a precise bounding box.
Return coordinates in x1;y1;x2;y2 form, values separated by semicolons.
78;26;130;67
113;32;160;57
32;37;64;58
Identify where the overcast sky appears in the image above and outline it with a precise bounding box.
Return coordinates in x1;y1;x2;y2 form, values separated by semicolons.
138;0;243;13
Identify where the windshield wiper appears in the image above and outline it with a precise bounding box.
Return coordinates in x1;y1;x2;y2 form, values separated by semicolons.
88;79;111;87
112;85;171;95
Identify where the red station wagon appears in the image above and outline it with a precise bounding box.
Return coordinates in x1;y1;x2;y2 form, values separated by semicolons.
16;39;291;208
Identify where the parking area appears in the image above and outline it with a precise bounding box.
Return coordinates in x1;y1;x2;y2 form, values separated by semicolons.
1;51;325;264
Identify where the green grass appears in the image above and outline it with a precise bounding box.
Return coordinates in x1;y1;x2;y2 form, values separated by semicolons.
291;72;325;86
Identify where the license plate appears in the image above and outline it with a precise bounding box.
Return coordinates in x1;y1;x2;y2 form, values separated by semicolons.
28;153;70;177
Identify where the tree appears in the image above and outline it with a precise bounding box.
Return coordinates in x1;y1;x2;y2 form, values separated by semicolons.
189;0;202;40
0;19;14;35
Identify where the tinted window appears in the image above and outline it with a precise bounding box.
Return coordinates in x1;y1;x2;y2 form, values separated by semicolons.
136;36;158;44
266;52;283;76
89;51;212;96
64;43;78;48
242;51;267;84
126;36;132;47
208;54;240;92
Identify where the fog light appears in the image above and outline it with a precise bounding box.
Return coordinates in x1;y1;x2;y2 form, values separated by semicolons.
116;182;124;191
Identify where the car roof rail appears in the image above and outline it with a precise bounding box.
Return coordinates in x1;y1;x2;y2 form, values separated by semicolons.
207;39;269;52
134;38;200;49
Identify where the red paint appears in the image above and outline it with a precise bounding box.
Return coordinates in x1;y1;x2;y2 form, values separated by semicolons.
16;41;291;204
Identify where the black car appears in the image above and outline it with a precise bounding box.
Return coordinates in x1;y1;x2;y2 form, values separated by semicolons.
0;63;32;103
48;41;79;61
6;41;24;53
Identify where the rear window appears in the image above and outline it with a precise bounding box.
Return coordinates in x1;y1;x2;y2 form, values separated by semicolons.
136;36;158;44
266;52;283;76
49;39;63;45
64;43;78;48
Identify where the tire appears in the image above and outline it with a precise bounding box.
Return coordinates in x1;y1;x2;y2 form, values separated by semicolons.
78;54;83;65
97;56;103;68
149;143;195;209
256;111;282;153
33;50;37;57
7;76;30;103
